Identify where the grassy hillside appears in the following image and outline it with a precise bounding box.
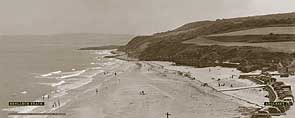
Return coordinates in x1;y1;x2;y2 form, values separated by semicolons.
184;37;295;53
210;27;295;36
121;12;295;72
204;27;295;43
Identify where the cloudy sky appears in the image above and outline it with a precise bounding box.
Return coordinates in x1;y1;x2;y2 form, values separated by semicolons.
0;0;294;35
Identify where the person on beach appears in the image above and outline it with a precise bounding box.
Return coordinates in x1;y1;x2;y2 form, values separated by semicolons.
140;91;145;95
115;72;117;76
58;100;60;107
96;88;99;94
52;102;56;108
202;83;208;87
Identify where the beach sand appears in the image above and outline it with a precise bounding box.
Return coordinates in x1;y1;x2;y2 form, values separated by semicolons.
5;52;266;118
41;60;260;118
147;61;269;106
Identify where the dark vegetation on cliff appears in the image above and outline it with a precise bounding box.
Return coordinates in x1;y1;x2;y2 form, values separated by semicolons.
120;12;295;72
207;34;295;43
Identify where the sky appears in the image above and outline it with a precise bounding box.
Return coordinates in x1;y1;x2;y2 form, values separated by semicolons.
0;0;294;35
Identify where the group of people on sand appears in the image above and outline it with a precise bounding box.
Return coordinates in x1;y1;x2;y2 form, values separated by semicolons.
103;71;117;76
52;100;61;108
208;68;237;88
41;94;62;108
216;79;233;87
42;94;50;100
96;71;121;95
209;74;235;88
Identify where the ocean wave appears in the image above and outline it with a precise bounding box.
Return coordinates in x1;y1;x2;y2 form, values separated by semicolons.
2;50;122;117
57;70;86;79
91;67;102;70
57;77;93;92
57;70;103;91
40;70;62;77
4;49;121;116
40;73;52;77
51;80;66;87
51;71;62;74
20;91;27;94
102;62;115;66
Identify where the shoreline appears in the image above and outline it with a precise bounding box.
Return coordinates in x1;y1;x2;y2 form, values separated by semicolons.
43;52;260;118
3;50;274;118
2;50;121;118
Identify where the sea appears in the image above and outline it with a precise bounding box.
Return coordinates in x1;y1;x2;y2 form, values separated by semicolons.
0;34;133;117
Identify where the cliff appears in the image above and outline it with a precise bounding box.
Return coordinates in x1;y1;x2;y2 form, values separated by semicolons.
120;12;295;72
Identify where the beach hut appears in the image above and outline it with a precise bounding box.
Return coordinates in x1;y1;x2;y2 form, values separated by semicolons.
280;73;289;77
281;85;292;91
283;96;294;105
272;81;285;88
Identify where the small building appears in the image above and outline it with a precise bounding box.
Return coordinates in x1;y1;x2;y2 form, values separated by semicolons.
263;77;277;84
257;75;276;84
272;81;285;88
278;90;293;100
280;73;289;77
283;96;294;105
281;85;292;91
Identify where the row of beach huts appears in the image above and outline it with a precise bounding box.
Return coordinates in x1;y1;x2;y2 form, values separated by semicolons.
239;72;294;118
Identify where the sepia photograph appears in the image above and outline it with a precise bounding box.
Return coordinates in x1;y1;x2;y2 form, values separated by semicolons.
0;0;295;118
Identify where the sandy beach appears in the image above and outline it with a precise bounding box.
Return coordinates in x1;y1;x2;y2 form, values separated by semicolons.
3;50;271;118
147;61;269;107
59;56;266;118
48;61;245;118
